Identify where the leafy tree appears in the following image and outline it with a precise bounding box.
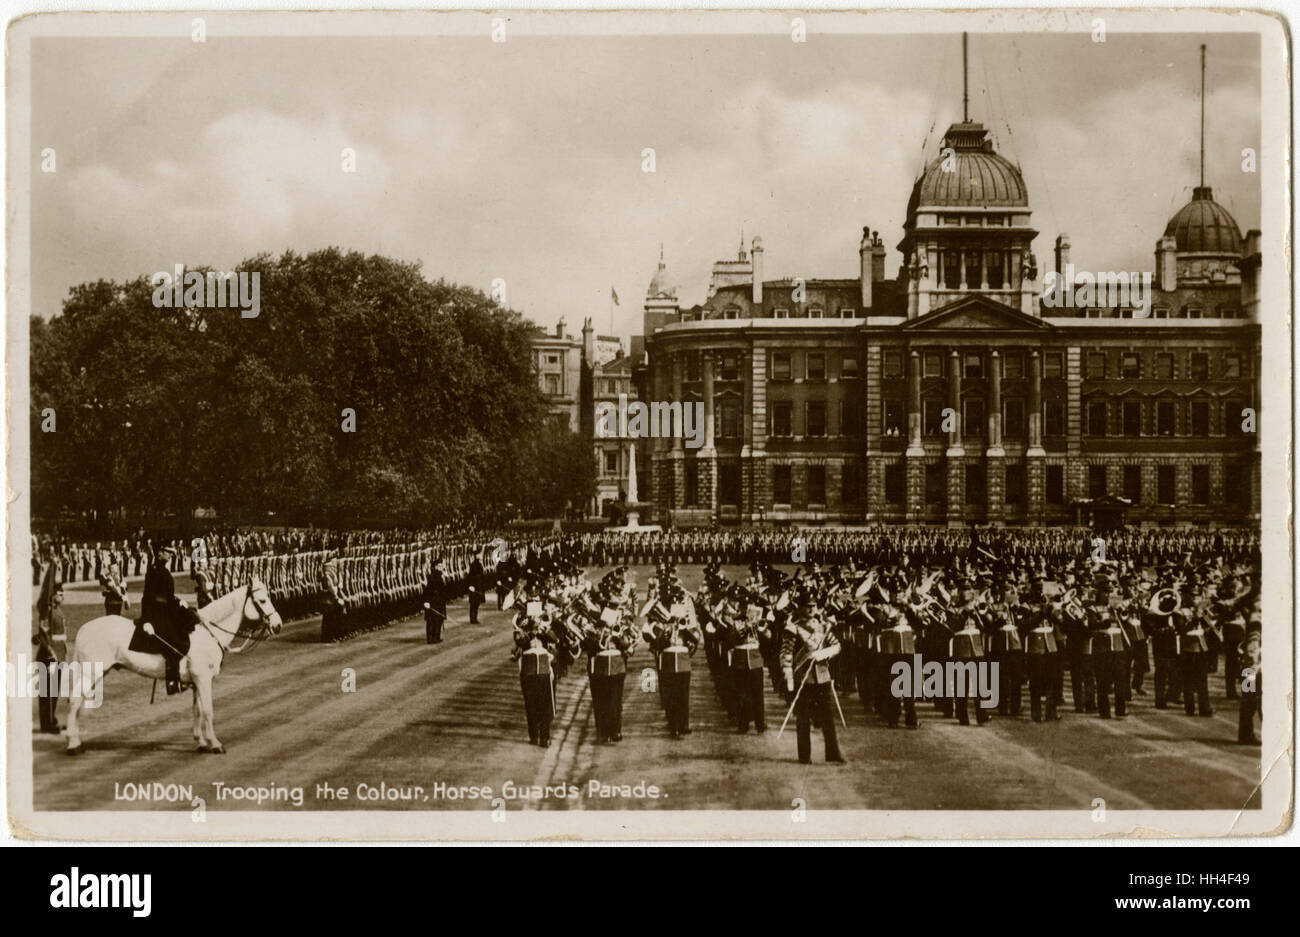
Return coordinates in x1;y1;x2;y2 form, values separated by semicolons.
31;249;593;533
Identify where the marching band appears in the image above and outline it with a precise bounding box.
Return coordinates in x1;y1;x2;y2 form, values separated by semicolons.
496;533;1262;755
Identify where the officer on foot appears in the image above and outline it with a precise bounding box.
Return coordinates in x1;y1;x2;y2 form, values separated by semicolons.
467;552;484;625
423;558;447;644
780;604;845;764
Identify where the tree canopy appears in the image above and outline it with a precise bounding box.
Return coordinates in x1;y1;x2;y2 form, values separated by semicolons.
31;248;595;533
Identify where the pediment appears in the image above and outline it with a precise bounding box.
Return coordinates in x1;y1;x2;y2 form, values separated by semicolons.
903;295;1053;331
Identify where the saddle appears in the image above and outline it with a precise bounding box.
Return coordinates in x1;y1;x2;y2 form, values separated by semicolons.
129;599;201;656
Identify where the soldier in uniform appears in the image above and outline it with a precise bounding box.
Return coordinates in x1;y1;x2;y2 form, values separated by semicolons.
780;603;845;764
1236;613;1261;745
497;550;519;610
467;553;484;625
1088;604;1128;719
99;560;129;617
950;608;991;726
725;590;770;734
1062;590;1095;714
643;570;701;739
877;604;918;729
423;558;447;644
513;605;556;746
1025;594;1062;722
1146;587;1183;709
320;551;346;642
985;599;1024;717
584;601;635;744
191;556;216;609
1217;578;1249;700
1177;599;1214;717
33;568;65;733
1123;587;1151;698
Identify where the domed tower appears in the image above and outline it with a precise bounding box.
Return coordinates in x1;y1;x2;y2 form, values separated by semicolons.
1155;186;1244;293
1152;45;1249;308
642;244;680;336
897;46;1038;318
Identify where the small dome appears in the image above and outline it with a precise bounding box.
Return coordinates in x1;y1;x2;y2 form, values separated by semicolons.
909;122;1028;213
1164;186;1243;255
647;256;676;299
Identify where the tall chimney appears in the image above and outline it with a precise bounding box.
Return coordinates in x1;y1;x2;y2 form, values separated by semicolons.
871;232;886;285
1054;233;1071;274
859;227;872;309
582;317;594;362
751;236;764;305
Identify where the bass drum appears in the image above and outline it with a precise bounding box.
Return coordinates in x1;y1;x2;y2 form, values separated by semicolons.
659;646;691;674
950;629;985;660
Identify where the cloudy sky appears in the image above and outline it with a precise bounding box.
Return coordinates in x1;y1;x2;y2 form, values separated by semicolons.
31;28;1259;338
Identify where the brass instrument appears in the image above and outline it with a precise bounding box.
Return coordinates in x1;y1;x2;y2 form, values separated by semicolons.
1058;588;1086;621
1147;587;1180;616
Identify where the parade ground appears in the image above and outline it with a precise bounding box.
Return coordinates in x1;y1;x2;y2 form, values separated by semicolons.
31;566;1261;814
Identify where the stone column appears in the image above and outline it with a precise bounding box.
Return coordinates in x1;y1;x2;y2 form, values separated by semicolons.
988;349;1004;455
905;349;925;523
985;349;1004;526
700;352;717;513
946;349;964;525
947;350;964;457
701;352;715;450
907;349;923;454
745;345;768;522
1026;349;1045;525
1027;350;1044;455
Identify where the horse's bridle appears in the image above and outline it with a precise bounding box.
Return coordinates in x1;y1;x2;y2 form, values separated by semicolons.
199;579;278;654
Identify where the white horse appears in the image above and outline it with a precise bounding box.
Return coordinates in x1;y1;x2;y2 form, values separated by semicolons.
64;579;282;755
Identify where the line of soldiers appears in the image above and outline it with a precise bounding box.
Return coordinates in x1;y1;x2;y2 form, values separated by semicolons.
509;565;640;746
317;544;498;642
32;536;189;585
574;527;1260;568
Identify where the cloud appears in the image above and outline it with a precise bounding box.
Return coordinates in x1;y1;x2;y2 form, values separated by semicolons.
31;32;1262;335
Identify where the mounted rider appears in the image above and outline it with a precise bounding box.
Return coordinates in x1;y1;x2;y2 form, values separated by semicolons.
138;544;192;695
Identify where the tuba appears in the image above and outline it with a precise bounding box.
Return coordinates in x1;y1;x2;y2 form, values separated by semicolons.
1147;588;1180;617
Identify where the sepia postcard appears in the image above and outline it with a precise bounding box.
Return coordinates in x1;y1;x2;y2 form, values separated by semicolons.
5;8;1292;842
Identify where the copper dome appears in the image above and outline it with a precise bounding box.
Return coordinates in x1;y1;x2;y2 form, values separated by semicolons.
1163;186;1243;254
908;121;1029;213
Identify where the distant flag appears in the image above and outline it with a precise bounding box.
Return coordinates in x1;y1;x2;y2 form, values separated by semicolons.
610;286;620;306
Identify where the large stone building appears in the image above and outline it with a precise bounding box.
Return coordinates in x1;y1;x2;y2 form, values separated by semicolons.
640;116;1261;529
